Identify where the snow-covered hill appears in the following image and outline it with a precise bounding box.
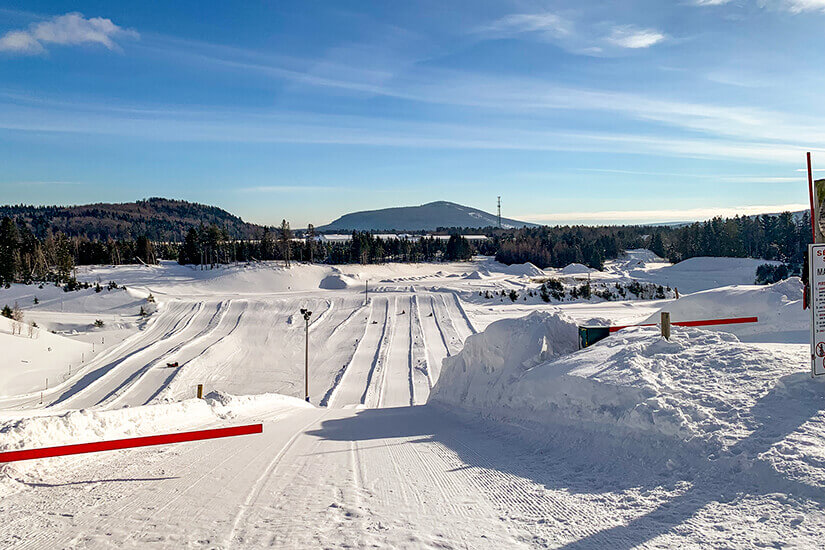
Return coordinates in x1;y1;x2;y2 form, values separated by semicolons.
317;200;537;231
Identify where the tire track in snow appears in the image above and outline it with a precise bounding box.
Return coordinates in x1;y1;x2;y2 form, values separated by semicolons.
225;411;329;547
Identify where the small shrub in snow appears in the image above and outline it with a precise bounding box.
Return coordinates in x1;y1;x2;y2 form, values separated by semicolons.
755;263;790;285
94;319;105;328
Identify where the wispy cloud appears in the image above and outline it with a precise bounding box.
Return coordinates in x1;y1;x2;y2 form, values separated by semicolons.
241;185;340;193
477;12;665;55
0;12;137;55
521;203;809;224
606;26;666;49
694;0;825;12
0;180;81;186
481;12;573;39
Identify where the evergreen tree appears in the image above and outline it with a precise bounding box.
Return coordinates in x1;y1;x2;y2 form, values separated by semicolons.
279;220;292;267
0;216;20;285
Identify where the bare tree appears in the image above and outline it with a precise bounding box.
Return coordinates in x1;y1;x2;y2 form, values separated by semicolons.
11;301;23;336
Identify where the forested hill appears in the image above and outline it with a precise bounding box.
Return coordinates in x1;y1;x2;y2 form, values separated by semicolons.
0;198;264;241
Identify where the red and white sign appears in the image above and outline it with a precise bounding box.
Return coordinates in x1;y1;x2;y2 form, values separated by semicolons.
809;243;825;376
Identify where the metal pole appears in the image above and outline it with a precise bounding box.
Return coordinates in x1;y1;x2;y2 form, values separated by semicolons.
809;152;818;243
300;308;312;403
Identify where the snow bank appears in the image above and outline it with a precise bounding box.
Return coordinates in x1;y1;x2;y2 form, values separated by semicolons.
430;312;580;408
431;312;825;484
646;278;806;343
0;392;311;495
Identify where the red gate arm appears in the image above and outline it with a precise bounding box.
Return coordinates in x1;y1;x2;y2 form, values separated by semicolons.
608;316;758;334
0;423;263;463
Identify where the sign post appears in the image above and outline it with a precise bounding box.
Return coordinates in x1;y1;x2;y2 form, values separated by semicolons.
809;243;825;376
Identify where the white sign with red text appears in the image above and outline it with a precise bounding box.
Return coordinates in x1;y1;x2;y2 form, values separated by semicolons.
809;244;825;376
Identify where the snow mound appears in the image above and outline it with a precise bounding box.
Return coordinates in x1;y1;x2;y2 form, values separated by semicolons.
430;311;580;407
502;262;544;277
463;269;492;280
319;272;358;289
560;263;594;275
431;312;825;486
645;277;806;343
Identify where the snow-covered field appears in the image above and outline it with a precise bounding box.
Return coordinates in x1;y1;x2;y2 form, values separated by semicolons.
0;251;820;548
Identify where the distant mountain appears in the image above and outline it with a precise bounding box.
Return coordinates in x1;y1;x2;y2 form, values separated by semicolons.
317;201;537;232
0;198;263;242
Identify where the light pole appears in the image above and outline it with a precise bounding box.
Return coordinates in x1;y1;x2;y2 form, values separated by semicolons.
300;308;312;402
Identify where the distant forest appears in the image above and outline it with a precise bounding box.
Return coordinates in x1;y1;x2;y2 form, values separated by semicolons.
0;202;812;288
494;211;809;272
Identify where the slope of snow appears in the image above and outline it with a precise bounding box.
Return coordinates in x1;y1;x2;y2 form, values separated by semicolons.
630;256;781;294
646;278;807;343
0;316;92;398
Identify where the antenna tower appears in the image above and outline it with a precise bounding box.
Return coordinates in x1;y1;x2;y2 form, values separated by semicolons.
497;196;501;229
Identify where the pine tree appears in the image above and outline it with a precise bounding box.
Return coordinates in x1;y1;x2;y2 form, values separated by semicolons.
279;220;292;267
0;216;20;286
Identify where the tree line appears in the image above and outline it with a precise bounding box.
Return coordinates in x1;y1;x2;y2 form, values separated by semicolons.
494;212;810;272
0;209;811;287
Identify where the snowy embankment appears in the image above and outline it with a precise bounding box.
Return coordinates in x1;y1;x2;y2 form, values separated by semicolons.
647;277;806;343
0;392;311;496
430;308;825;492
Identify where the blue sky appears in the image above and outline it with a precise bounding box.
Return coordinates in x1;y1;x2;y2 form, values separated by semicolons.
1;1;823;227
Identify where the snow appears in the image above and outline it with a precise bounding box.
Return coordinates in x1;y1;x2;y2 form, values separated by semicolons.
560;262;595;275
0;253;822;548
646;277;807;343
0;316;91;398
628;256;781;294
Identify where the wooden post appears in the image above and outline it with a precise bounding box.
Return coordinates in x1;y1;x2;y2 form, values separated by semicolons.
661;312;671;340
197;384;203;399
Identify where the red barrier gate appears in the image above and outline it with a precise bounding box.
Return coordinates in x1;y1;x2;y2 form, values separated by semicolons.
0;423;263;463
608;316;758;333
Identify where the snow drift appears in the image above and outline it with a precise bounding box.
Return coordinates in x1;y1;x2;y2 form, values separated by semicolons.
431;312;825;483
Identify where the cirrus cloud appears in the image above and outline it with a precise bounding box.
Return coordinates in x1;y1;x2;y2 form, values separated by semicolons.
0;12;138;55
606;26;666;48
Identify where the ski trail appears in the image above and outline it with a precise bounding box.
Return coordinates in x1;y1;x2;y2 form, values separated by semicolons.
410;294;433;400
320;300;372;407
328;297;389;408
366;296;397;408
382;295;413;408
